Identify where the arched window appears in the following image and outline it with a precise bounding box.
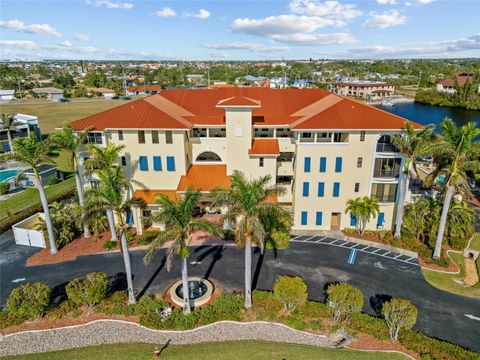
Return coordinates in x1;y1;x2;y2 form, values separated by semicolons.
195;151;222;162
376;135;398;153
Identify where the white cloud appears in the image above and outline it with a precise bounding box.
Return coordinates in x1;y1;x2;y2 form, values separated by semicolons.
232;15;355;45
86;0;133;10
417;0;435;4
202;42;290;52
0;40;38;50
327;34;480;58
185;9;211;19
363;10;406;29
74;33;91;42
376;0;397;4
288;0;362;21
58;40;72;48
0;19;60;37
154;7;176;17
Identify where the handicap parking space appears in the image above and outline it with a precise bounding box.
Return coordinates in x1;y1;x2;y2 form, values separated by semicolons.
291;235;419;267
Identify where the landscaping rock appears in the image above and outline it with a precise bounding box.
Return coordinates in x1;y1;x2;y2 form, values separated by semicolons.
0;320;335;356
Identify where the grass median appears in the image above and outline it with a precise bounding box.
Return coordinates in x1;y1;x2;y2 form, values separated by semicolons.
2;341;409;360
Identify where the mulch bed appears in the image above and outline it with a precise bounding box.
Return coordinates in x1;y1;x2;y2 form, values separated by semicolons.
26;231;115;267
348;333;419;360
1;307;138;335
342;231;383;244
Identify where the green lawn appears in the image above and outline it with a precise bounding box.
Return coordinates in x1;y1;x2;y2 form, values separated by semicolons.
469;233;480;251
0;99;135;134
422;247;480;298
0;177;76;221
2;341;409;360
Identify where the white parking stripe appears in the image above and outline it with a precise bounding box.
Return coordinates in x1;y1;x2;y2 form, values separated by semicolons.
315;237;326;242
394;254;403;259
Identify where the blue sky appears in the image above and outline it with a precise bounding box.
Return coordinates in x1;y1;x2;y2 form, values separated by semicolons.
1;0;479;60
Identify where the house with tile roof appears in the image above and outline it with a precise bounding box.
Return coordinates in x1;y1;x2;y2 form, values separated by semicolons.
436;73;478;94
71;88;421;234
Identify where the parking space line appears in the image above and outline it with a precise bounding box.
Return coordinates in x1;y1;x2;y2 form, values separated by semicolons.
315;237;326;242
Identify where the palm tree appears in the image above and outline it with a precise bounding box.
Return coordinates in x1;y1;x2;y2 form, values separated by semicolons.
426;119;479;258
345;197;380;236
84;143;126;242
51;123;92;238
143;189;222;314
88;166;145;304
391;123;434;238
0;113;21;154
212;171;288;309
1;135;59;254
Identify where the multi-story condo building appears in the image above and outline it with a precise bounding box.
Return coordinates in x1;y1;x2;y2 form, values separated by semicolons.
330;80;395;100
71;88;421;234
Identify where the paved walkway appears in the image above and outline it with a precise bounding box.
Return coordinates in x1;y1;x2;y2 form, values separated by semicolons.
0;320;333;357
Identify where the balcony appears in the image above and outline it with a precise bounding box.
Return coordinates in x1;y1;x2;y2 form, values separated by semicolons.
376;142;398;153
373;169;400;178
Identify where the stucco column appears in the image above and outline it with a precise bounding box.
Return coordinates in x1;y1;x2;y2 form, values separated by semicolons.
133;206;143;235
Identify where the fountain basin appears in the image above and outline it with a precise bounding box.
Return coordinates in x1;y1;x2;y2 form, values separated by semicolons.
169;277;214;308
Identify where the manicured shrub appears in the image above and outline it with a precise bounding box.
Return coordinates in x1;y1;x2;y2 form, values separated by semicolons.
0;310;25;329
95;291;136;316
66;272;109;307
196;294;242;325
326;283;364;323
137;230;161;245
266;230;290;249
0;182;10;195
103;240;117;251
6;282;51;319
382;298;418;342
273;276;308;314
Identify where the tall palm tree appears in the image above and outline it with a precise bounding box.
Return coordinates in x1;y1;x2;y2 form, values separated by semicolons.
345;197;380;236
51;123;92;238
0;113;21;154
391;123;434;238
212;171;288;309
143;189;222;314
84;143;126;242
1;135;59;254
88;166;145;304
426;118;479;258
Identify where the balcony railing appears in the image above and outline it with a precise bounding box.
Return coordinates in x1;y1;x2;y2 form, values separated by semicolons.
373;169;400;178
371;194;396;203
376;142;398;153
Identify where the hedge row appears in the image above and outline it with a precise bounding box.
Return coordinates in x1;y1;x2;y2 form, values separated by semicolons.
0;187;76;233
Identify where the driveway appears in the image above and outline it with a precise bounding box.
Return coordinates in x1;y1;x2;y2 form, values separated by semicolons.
1;233;479;352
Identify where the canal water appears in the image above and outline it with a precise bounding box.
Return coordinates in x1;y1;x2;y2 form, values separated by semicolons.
376;102;480;131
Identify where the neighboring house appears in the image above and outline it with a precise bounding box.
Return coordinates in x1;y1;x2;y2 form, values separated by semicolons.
32;87;64;101
0;113;41;153
126;86;161;96
71;88;420;234
436;74;478;94
270;77;288;88
330;81;395;100
292;79;314;89
0;89;15;102
235;75;269;87
88;87;116;99
186;74;205;85
23;164;59;186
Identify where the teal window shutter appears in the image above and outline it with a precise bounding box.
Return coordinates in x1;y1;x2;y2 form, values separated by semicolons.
153;156;162;171
166;156;175;171
301;211;308;225
319;157;326;172
333;182;340;197
139;156;148;171
335;157;343;172
318;182;325;197
316;212;323;226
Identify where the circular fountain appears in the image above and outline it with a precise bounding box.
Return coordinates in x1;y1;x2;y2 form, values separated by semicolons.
169;277;214;308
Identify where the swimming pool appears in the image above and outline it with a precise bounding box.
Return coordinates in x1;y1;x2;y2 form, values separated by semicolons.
0;169;20;183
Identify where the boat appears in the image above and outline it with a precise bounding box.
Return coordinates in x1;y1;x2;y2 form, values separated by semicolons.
381;99;394;106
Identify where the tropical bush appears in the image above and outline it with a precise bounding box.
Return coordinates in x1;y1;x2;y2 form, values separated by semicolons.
103;240;117;251
137;230;161;245
6;282;51;319
66;272;109;307
0;182;10;195
42;201;81;248
345;197;380;235
445;200;475;250
326;283;364;323
261;210;292;249
273;276;308;314
382;298;418;343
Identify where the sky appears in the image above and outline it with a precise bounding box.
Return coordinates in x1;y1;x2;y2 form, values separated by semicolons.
0;0;479;60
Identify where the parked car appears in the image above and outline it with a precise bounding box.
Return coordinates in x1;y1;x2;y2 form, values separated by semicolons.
111;95;120;100
121;96;131;100
59;98;70;103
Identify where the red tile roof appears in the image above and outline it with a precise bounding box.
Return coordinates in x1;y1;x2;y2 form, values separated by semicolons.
248;139;280;156
127;86;162;92
133;190;179;204
217;96;261;107
177;165;230;192
70;88;421;131
439;75;473;87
